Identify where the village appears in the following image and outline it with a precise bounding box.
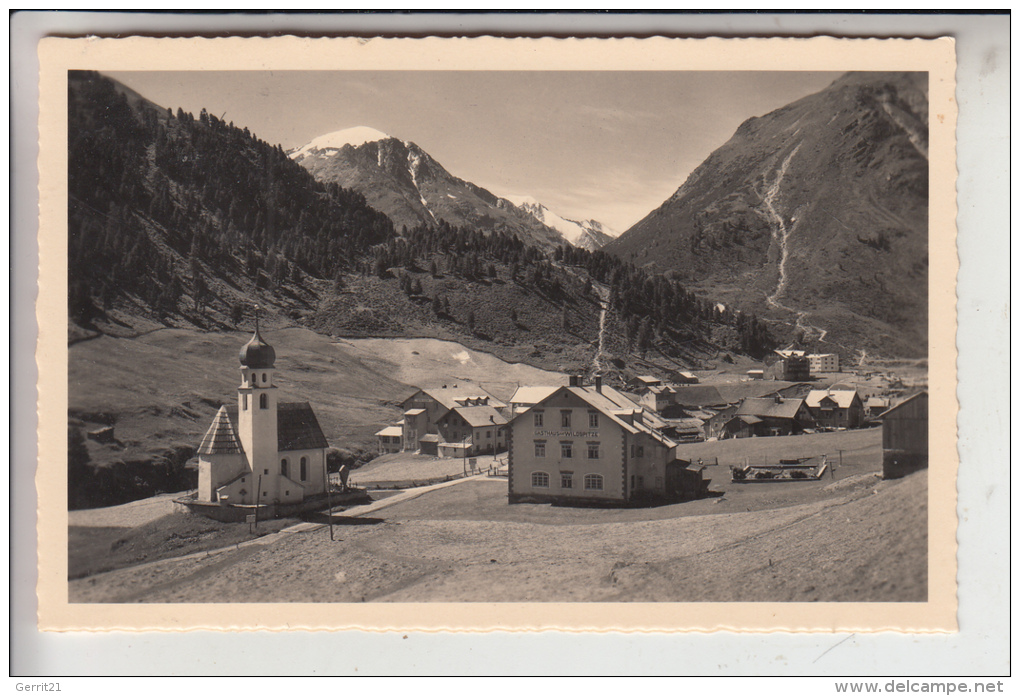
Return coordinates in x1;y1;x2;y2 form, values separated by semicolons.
67;324;930;604
182;326;928;518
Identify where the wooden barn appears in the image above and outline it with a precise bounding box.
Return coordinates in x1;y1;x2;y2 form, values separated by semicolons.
881;391;928;479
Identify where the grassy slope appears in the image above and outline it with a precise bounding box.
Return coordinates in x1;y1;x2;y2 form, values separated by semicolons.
68;467;926;603
69;326;413;466
70;325;568;469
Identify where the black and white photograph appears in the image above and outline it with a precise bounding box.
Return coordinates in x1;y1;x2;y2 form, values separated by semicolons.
38;35;959;632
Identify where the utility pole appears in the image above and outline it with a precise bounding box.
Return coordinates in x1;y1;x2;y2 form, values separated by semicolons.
254;475;262;529
323;456;334;541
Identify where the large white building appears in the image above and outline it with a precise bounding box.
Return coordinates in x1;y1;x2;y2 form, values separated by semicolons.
195;322;329;507
808;353;840;373
507;376;691;504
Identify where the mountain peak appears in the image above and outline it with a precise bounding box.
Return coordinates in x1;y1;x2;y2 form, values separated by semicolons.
290;126;391;159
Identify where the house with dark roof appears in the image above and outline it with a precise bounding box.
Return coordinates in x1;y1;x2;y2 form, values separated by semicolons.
722;396;814;438
508;375;705;504
436;404;508;455
195;321;329;507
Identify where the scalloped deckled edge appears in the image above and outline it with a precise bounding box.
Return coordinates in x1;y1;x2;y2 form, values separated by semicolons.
36;34;958;634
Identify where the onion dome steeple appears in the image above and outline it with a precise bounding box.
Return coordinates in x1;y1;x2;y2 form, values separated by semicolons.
239;308;276;369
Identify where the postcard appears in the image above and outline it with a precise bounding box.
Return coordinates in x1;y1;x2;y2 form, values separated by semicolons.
38;35;957;632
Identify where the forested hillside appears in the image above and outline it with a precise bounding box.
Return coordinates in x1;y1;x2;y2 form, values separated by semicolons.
68;70;774;370
68;70;395;330
316;221;777;366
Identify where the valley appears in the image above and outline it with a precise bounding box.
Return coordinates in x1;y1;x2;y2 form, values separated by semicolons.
60;68;931;611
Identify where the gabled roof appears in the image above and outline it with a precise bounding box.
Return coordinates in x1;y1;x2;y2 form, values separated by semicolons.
805;389;860;409
197;406;242;455
663;418;704;434
866;396;890;409
405;386;507;412
277;402;329;451
222;402;329;453
404;408;426;416
509;385;559;405
446;405;508;428
735;397;807;420
631;375;661;385
669;385;728;407
881;391;928;418
514;384;677;449
375;426;403;437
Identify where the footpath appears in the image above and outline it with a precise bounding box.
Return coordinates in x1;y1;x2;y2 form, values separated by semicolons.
74;474;490;583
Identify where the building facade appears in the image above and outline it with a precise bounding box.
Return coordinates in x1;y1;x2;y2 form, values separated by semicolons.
508;377;681;504
723;396;814;438
805;389;865;429
375;425;403;454
196;324;328;507
808;353;840;373
398;385;507;456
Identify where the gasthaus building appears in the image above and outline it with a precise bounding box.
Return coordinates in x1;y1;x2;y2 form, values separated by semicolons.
507;376;682;505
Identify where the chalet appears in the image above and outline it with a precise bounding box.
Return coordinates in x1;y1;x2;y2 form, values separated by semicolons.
626;375;662;391
805;389;865;429
673;371;700;385
808;353;840;373
703;404;738;440
881;391;928;479
399;384;507;454
638;384;675;412
508;375;697;505
722;396;813;438
375;425;403;454
659;417;705;443
436;405;508;455
196;322;328;508
866;396;891;419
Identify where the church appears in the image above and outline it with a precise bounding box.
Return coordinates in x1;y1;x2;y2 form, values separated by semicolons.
195;320;329;508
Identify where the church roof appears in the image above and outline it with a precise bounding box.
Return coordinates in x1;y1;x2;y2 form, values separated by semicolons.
197;406;242;455
239;322;276;369
219;402;329;453
277;402;329;451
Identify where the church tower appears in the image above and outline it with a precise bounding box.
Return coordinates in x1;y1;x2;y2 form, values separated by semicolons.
236;312;278;494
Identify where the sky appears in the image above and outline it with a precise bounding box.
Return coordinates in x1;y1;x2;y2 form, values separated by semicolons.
107;70;843;232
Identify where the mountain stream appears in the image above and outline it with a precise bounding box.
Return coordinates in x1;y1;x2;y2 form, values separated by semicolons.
757;143;834;346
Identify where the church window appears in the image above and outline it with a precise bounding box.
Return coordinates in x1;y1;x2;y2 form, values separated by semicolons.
242;394;248;410
260;393;267;409
281;458;289;477
262;373;267;383
300;457;307;481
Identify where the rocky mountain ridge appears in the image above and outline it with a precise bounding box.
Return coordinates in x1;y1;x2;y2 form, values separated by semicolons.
607;71;929;358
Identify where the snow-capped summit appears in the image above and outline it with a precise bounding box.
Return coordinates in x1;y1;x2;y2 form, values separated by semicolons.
289;126;391;159
504;194;619;251
288;128;567;250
